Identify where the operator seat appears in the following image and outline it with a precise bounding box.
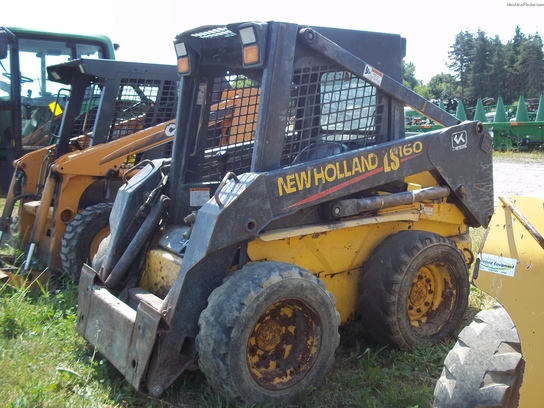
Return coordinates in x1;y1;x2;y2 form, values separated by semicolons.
292;141;348;164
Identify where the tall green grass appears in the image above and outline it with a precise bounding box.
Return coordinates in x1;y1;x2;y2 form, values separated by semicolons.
0;278;449;407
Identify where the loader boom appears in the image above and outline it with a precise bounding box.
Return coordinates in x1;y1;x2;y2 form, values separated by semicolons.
434;194;544;407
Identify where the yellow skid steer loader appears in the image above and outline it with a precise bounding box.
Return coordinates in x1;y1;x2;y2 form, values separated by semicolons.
76;21;494;406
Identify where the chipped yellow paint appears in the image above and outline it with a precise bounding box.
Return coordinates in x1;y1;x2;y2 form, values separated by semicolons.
248;205;471;324
408;264;449;327
139;248;181;297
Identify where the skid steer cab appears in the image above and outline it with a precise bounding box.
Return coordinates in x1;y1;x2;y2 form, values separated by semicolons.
77;21;494;405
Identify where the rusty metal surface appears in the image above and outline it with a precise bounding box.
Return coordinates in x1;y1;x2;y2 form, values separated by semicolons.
247;298;321;390
77;265;161;391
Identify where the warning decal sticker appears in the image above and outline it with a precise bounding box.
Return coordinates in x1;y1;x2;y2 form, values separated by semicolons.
363;64;383;86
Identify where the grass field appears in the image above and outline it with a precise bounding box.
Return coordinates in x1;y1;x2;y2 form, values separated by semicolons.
0;277;489;408
0;149;531;407
0;208;491;408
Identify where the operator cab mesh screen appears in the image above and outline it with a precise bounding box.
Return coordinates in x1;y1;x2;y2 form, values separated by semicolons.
67;78;178;151
108;78;178;142
192;68;384;181
198;75;259;181
282;67;383;166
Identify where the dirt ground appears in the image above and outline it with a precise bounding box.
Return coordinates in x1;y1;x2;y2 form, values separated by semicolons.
493;156;544;202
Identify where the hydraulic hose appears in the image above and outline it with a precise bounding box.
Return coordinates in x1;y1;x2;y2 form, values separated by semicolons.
104;195;166;288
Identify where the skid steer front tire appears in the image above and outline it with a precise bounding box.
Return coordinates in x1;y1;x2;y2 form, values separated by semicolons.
433;304;523;408
60;202;113;280
196;261;340;406
358;230;469;349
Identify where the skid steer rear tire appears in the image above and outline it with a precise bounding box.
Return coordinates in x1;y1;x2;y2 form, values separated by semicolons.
60;202;113;280
196;261;340;406
358;230;469;349
433;304;523;408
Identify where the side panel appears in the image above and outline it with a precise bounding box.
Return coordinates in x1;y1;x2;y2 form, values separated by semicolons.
248;204;469;323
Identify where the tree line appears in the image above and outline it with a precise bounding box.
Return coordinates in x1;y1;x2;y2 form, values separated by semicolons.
404;26;544;107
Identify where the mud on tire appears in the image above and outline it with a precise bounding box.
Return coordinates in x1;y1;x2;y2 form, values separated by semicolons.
196;261;340;406
358;230;470;349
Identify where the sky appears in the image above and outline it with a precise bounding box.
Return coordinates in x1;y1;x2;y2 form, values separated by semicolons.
3;0;543;83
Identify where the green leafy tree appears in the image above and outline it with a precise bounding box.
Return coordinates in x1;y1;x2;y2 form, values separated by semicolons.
410;26;543;107
516;32;544;96
402;61;420;90
414;84;432;100
470;29;492;99
488;35;509;101
504;26;526;101
448;30;474;100
427;73;459;101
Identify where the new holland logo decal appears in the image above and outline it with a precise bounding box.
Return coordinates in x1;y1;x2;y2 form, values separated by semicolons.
452;131;468;151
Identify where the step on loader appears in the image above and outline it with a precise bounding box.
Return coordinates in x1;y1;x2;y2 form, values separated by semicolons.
0;59;179;284
434;194;544;408
76;21;494;405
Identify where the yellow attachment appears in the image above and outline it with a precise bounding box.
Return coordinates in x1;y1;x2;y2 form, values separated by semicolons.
474;194;544;408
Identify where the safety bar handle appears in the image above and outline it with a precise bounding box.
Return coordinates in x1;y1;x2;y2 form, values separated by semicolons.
499;195;544;250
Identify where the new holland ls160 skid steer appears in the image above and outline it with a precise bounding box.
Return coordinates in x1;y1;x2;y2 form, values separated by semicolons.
77;22;494;405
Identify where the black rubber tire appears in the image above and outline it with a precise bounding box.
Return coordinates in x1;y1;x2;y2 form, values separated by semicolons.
196;261;340;406
60;202;113;280
358;230;469;350
433;304;523;408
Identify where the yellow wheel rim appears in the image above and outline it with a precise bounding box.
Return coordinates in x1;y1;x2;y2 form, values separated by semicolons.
408;264;448;329
89;226;110;262
247;298;321;391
